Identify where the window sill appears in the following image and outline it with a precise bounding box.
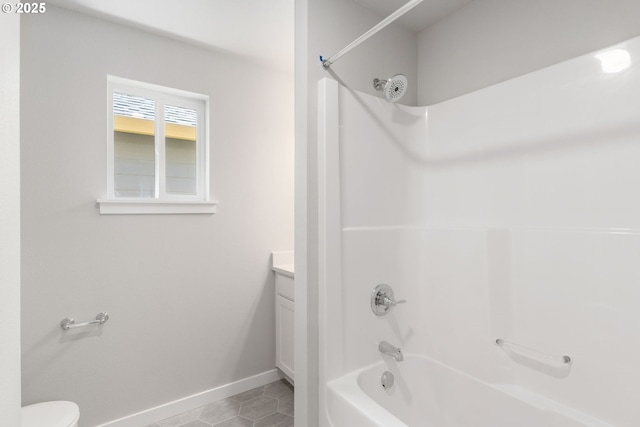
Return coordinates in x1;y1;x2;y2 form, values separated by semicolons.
96;199;218;215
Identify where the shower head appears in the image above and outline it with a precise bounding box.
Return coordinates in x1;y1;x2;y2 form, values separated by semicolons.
373;74;408;103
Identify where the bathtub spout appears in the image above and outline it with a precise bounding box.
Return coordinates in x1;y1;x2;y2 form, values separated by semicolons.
379;341;403;362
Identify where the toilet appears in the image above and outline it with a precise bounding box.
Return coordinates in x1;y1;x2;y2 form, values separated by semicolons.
22;401;80;427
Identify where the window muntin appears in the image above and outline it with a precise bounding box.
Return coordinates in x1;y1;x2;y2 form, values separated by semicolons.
107;77;208;202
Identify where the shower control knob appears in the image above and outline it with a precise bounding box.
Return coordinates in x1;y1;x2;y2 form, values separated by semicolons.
371;284;406;316
381;295;406;307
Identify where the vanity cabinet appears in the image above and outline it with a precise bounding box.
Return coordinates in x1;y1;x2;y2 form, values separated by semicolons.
275;287;294;381
272;251;294;384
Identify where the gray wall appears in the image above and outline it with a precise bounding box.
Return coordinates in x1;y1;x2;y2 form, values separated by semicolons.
418;0;640;104
20;6;293;426
0;13;21;427
295;0;418;424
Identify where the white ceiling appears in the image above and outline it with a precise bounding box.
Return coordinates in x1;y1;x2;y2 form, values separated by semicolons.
46;0;295;72
45;0;473;72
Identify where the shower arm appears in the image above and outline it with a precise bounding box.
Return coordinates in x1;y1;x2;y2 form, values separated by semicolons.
320;0;423;69
373;78;387;91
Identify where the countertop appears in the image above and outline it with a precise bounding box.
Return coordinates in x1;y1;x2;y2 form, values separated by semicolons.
272;264;294;278
272;251;294;278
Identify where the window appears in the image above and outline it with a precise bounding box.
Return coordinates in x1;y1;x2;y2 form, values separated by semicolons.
98;76;216;214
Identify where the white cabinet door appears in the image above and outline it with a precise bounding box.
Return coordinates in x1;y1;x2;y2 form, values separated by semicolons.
276;295;295;381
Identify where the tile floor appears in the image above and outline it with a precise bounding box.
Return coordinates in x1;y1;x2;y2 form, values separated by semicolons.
147;380;294;427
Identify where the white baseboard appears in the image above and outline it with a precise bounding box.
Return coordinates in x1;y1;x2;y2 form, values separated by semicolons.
94;369;282;427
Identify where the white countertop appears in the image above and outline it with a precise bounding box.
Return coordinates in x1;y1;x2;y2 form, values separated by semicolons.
272;264;294;278
272;251;294;278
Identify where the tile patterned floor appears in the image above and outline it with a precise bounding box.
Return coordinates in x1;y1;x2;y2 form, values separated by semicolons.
147;380;294;427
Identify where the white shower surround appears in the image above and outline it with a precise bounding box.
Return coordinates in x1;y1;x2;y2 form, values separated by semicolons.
318;34;640;427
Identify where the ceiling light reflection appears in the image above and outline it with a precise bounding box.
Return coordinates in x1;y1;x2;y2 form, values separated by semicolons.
595;49;631;73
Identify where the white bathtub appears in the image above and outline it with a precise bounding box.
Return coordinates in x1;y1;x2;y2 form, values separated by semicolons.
325;355;612;427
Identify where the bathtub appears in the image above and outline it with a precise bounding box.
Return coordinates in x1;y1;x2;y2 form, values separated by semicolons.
325;355;612;427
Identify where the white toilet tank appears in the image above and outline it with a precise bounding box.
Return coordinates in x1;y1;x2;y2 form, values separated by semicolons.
22;401;79;427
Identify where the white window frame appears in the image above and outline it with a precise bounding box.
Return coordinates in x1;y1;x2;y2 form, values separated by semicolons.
97;76;217;214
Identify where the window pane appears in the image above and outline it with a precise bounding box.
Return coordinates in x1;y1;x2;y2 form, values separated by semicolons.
113;92;156;198
165;105;197;196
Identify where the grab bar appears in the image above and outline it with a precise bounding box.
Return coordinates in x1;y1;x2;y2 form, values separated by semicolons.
495;338;571;365
60;312;109;330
